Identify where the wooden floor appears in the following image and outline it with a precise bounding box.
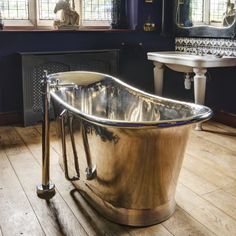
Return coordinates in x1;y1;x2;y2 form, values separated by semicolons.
0;121;236;236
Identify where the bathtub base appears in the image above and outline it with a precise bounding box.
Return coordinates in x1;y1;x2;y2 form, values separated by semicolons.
71;180;176;227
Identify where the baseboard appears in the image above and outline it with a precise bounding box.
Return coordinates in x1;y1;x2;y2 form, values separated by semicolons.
213;110;236;128
0;112;22;126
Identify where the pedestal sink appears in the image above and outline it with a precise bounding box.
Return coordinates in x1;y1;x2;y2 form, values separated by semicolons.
147;51;236;130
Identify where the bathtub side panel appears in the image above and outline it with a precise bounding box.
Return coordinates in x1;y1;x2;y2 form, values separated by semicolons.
57;117;191;211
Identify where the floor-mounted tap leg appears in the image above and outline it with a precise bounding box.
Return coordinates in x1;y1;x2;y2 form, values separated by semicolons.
36;71;56;200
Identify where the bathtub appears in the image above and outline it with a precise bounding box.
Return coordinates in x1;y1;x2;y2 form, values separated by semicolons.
37;71;212;226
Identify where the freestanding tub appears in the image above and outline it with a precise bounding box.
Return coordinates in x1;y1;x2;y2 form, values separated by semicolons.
36;71;212;226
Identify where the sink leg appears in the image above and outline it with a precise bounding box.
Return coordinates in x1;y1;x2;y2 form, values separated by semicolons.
153;62;164;96
193;68;207;131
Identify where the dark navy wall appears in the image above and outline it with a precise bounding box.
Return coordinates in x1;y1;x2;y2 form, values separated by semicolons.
0;0;174;116
163;67;236;114
0;31;174;114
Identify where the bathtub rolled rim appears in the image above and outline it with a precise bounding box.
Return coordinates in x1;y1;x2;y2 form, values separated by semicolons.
48;71;213;129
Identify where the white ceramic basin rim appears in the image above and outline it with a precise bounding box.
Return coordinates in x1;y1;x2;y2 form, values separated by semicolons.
147;51;236;71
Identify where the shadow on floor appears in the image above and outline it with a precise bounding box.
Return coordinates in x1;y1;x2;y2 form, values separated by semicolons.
70;188;129;236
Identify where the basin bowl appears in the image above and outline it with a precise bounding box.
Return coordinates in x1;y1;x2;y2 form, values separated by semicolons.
166;63;193;73
147;51;236;73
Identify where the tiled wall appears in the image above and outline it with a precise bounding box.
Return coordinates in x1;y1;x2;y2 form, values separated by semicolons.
175;37;236;56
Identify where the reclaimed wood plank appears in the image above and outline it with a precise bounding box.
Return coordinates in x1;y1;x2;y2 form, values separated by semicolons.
162;207;215;236
7;151;88;236
179;167;219;195
0;126;28;155
186;134;236;179
15;126;132;236
125;224;173;236
203;189;236;221
183;153;236;188
2;126;88;236
0;151;45;236
224;185;236;197
192;123;236;153
176;183;236;236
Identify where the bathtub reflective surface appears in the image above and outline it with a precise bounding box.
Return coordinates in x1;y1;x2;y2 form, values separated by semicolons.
47;71;212;226
49;71;211;128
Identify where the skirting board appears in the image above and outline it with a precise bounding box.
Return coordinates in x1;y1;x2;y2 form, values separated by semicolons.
212;110;236;128
0;112;22;126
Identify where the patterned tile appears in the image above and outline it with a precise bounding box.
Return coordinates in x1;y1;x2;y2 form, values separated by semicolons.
175;37;236;57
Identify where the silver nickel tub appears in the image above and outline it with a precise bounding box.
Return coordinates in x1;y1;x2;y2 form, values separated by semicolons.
36;71;212;226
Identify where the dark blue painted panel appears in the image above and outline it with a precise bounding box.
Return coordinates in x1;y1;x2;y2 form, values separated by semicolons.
0;30;174;113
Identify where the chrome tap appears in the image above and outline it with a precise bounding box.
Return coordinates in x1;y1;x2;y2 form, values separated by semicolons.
51;79;78;90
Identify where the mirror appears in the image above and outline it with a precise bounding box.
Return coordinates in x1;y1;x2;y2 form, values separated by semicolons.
174;0;236;38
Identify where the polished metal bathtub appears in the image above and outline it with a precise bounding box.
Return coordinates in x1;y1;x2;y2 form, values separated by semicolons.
37;71;212;226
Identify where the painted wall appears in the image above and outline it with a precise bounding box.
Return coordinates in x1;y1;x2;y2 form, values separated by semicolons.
163;66;236;114
0;0;175;117
0;31;174;114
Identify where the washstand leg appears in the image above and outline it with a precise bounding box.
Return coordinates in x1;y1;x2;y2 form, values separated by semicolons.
153;62;164;96
193;68;207;131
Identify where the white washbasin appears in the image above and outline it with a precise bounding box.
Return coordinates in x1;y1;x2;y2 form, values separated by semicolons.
147;51;236;73
148;51;236;130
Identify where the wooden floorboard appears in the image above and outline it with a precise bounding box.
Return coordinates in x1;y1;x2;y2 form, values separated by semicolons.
203;189;236;221
8;151;88;236
195;122;236;153
14;126;133;236
183;154;236;189
0;151;45;236
187;135;236;176
178;167;219;195
4;127;88;236
224;185;236;197
162;207;215;236
176;183;236;235
0;121;236;235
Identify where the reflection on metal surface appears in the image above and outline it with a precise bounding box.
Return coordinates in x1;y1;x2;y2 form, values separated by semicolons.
46;71;212;226
49;71;212;128
83;120;119;144
60;110;80;181
81;120;97;180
